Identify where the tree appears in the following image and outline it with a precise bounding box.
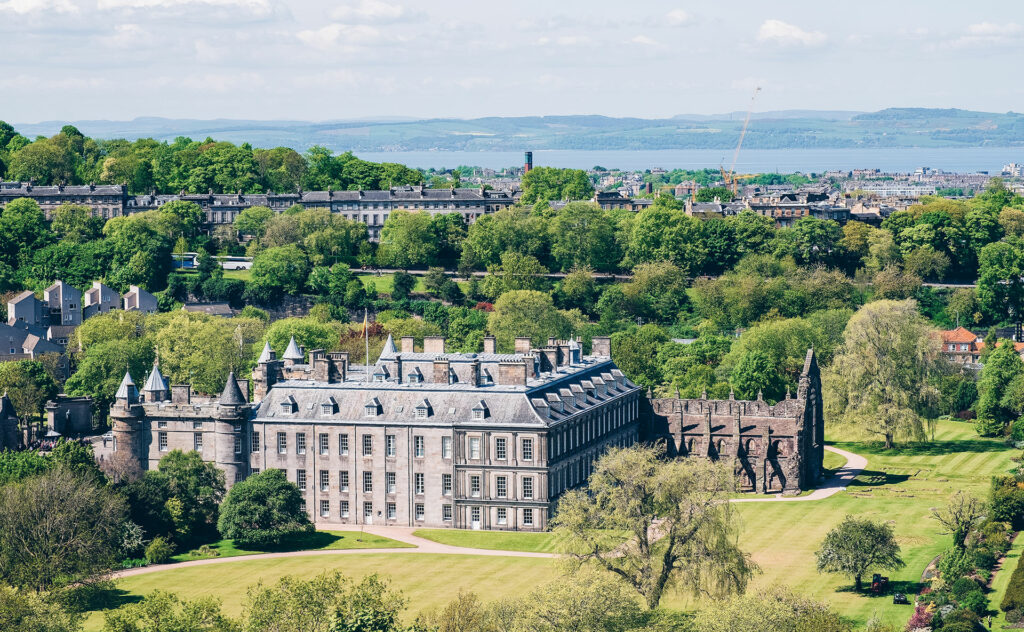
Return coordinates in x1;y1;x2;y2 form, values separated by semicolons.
487;290;570;352
730;349;787;402
625;208;706;274
242;572;406;632
978;239;1024;325
250;244;309;299
947;287;980;327
694;586;851;632
553;445;757;609
234;205;275;240
550;202;619;272
520;167;594;205
50;203;104;243
815;515;905;592
217;469;310;547
694;186;733;203
481;252;550;299
158;450;225;543
460;208;548;270
391;270;415;301
516;569;644;632
621;261;690;324
0;467;125;591
376;210;438;269
102;590;238;632
264;317;343;360
931;491;983;553
824;300;944;448
556;266;599;314
975;341;1024;435
610;324;668;389
0;198;52;268
0;585;83;632
0;360;59;424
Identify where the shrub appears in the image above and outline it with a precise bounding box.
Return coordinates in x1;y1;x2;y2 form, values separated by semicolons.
905;602;933;630
1007;608;1023;624
217;469;311;547
991;475;1024;528
144;536;174;564
972;548;997;572
958;590;989;617
1012;418;1024;442
938;547;973;580
1001;551;1024;612
950;577;980;601
938;608;980;632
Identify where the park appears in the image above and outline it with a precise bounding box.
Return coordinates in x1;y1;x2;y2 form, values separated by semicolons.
71;418;1018;630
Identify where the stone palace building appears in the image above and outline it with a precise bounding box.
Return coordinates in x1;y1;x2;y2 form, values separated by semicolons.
110;334;641;531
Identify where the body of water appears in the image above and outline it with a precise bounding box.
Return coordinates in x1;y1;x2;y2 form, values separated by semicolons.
354;147;1024;174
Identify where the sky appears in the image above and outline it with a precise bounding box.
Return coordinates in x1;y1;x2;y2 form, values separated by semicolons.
2;0;1023;123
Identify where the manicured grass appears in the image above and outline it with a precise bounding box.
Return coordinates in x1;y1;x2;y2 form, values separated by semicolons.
86;419;1013;631
987;531;1024;628
223;268;252;281
170;530;411;562
356;273;472;297
84;554;558;630
822;449;847;475
679;419;1017;629
412;529;561;553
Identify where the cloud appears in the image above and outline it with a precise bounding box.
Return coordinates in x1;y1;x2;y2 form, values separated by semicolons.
297;23;384;51
631;34;659;47
665;9;690;26
756;19;826;47
97;0;271;9
954;22;1022;48
535;34;591;47
0;0;77;13
330;0;416;24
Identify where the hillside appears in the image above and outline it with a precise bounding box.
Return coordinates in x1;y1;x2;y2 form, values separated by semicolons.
12;108;1024;152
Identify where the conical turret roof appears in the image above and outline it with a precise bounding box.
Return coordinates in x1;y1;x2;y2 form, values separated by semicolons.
0;393;15;419
257;340;273;363
143;362;168;392
219;371;246;406
115;370;137;400
283;336;303;361
379;333;397;360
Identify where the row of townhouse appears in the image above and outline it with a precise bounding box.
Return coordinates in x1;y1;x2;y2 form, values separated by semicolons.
0;182;518;241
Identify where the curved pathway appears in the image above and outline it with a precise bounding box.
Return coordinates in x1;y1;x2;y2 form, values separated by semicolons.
730;445;866;503
112;446;865;580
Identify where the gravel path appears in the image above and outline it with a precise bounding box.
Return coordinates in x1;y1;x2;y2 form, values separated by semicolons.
111;446;864;579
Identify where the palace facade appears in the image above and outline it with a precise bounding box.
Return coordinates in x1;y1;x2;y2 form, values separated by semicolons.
109;334;641;531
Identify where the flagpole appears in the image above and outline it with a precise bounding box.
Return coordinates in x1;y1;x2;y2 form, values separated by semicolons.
364;308;369;383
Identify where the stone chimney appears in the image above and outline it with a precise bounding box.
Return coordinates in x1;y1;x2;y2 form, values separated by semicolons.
592;336;611;358
483;336;496;354
541;346;558;373
171;384;191;404
514;337;532;355
498;361;527;386
424;336;446;354
328;351;349;382
469;359;480;387
401;336;415;353
433;358;451;384
557;342;570;367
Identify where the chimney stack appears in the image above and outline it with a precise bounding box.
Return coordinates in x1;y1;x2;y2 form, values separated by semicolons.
401;336;415;353
524;151;533;173
483;336;496;354
591;336;611;358
498;361;528;386
433;358;451;384
424;336;446;354
514;337;532;355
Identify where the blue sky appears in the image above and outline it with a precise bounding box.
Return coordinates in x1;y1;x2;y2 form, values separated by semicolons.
1;0;1022;122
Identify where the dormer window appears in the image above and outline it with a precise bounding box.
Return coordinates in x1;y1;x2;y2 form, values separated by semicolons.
415;399;432;419
280;395;296;414
321;397;337;416
373;366;389;383
407;368;423;383
364;397;381;417
472;401;489;420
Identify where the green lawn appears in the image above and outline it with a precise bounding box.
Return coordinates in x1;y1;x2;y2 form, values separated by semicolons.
223;268;252;282
356;273;472;297
85;554;557;631
822;449;847;475
86;419;1014;631
170;530;411;562
412;529;561;553
987;530;1024;628
700;419;1017;629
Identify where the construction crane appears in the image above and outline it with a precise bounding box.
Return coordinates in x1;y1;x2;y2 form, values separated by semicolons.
720;86;761;196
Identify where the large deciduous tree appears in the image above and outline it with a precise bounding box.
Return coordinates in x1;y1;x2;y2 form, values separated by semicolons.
815;515;905;592
978;239;1024;325
550;202;619;272
217;469;310;547
824;299;944;448
0;467;125;591
553;445;757;609
487;290;570;352
520;167;594;205
375;210;438;269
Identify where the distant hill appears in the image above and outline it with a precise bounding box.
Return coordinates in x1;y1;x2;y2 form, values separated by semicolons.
13;108;1024;152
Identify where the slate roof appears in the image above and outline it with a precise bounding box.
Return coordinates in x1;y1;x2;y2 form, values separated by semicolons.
143;363;168;392
115;371;137;400
219;372;247;405
283;336;303;361
257;341;273;364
